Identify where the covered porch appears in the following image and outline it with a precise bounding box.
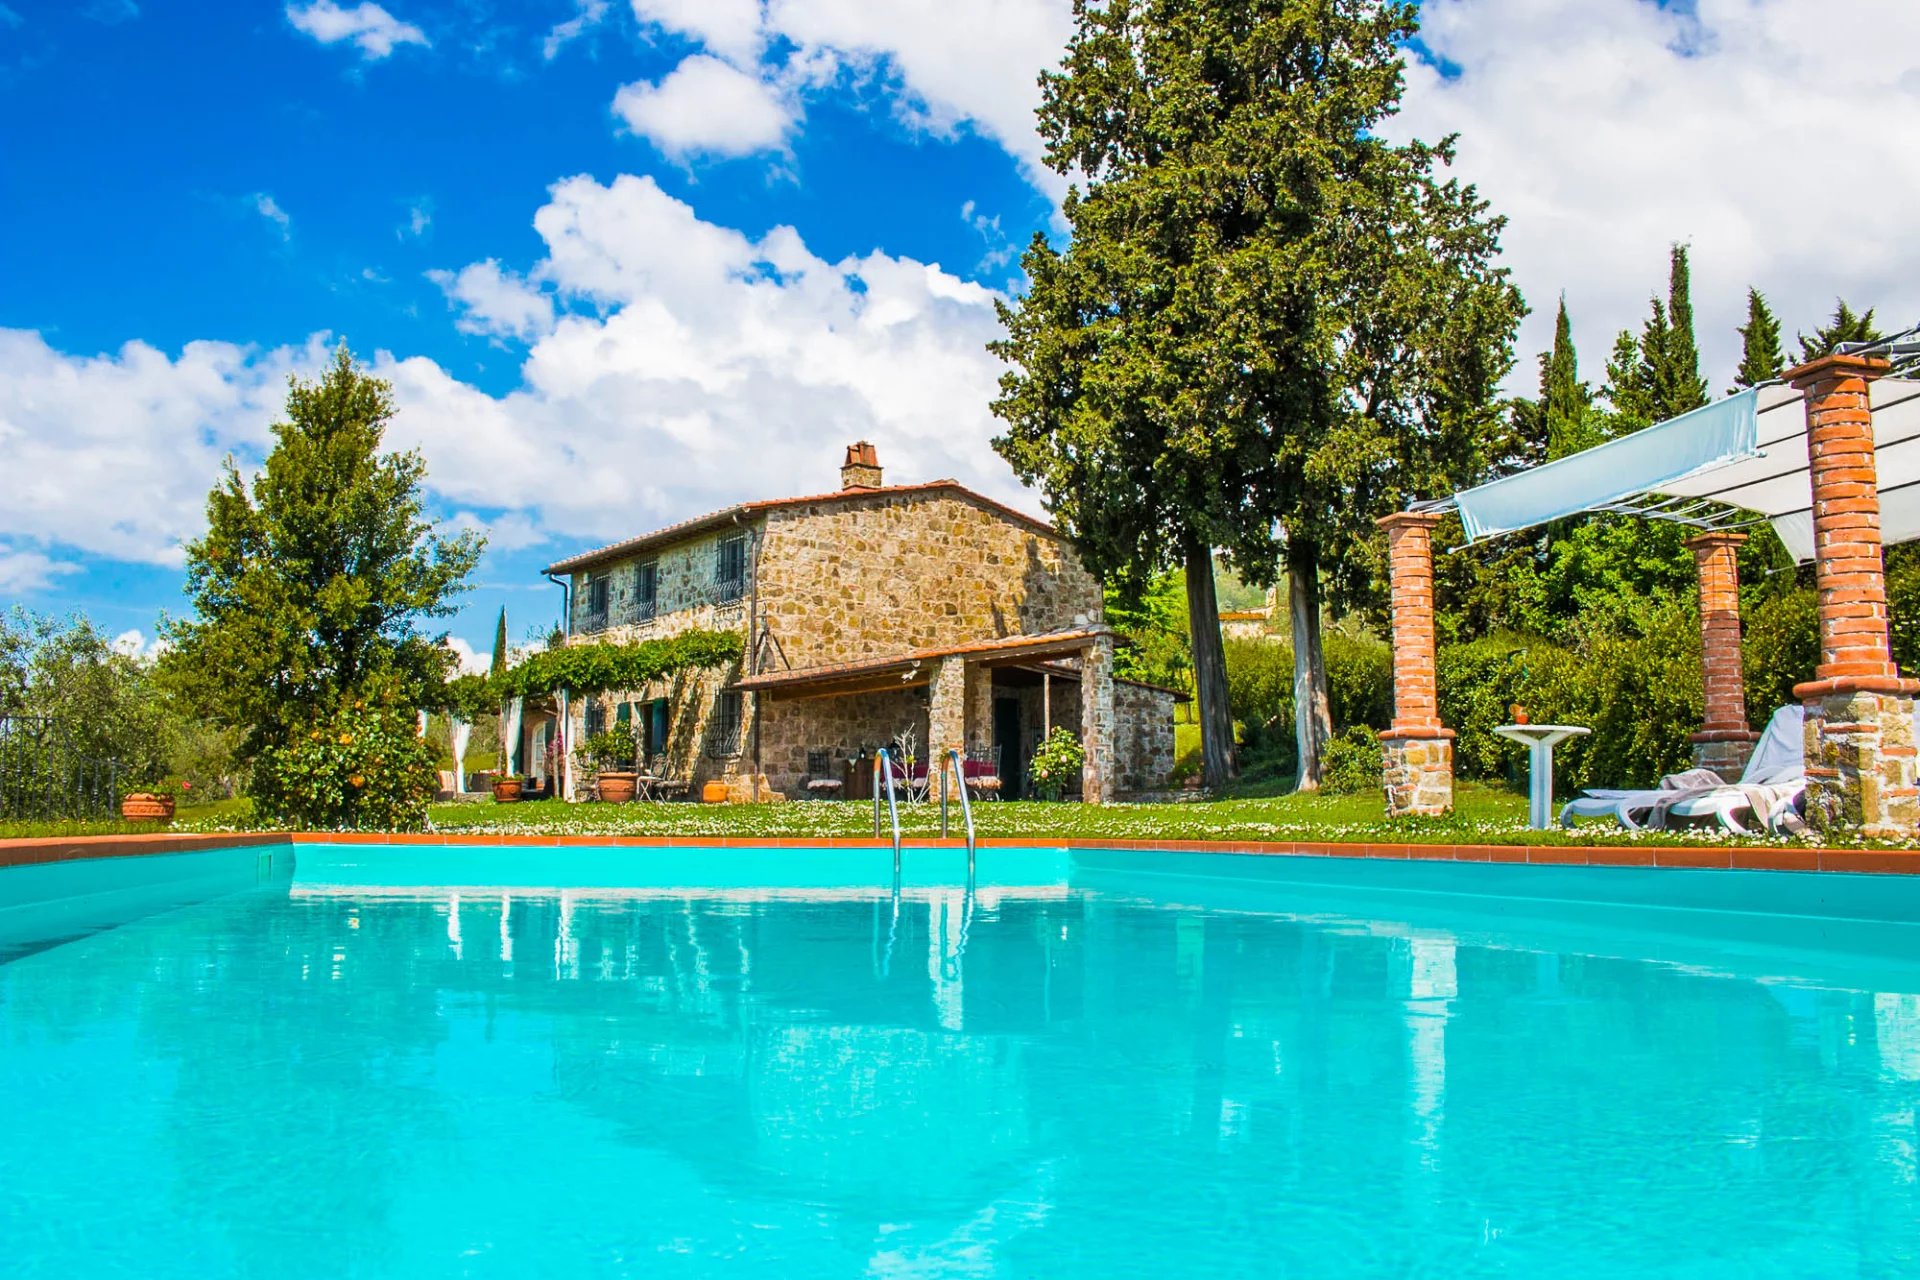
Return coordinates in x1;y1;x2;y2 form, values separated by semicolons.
1382;344;1920;835
735;629;1124;801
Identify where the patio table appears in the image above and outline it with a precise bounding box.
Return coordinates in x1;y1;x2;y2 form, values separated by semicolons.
1493;723;1590;830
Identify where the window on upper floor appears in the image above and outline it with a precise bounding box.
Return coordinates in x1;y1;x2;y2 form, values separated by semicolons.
708;691;742;757
714;535;747;603
584;573;610;631
635;560;658;621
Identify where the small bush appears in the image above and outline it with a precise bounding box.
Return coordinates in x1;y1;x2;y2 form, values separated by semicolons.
1321;726;1384;795
251;697;438;831
1028;727;1087;801
1741;587;1818;724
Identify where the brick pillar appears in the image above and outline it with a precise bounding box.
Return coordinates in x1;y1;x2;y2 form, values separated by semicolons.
1788;353;1919;836
1684;531;1759;778
1079;633;1116;804
1377;512;1453;817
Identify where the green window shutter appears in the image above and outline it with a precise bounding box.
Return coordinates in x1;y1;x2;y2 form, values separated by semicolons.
615;702;630;726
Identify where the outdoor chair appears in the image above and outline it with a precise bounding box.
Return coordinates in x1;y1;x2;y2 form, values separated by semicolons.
962;748;1003;800
1559;705;1823;835
804;750;844;799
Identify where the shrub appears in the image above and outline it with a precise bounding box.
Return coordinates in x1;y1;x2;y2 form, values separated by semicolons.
1028;727;1086;801
1223;630;1393;743
1741;587;1818;724
1436;634;1534;780
251;697;438;831
577;724;638;774
1321;726;1384;795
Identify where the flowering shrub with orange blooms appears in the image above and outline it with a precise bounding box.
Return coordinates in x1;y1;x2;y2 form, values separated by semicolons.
251;696;438;830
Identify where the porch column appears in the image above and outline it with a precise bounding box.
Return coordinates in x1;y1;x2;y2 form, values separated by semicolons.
964;664;994;757
1377;512;1454;817
928;656;968;797
1080;633;1116;803
1684;532;1759;778
1789;353;1919;835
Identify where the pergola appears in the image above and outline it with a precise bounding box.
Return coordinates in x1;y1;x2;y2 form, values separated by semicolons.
1378;344;1920;835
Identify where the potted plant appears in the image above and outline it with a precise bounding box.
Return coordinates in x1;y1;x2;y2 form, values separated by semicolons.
121;777;182;824
1028;728;1086;802
581;724;639;803
491;775;524;803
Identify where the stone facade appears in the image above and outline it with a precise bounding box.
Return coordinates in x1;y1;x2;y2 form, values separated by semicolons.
1382;735;1454;818
754;491;1101;666
548;466;1172;802
1803;690;1919;836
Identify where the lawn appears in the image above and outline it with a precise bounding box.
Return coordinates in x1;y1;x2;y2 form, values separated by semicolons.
3;782;1874;848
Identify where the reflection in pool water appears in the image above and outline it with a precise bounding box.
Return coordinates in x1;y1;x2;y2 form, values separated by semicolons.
3;870;1919;1277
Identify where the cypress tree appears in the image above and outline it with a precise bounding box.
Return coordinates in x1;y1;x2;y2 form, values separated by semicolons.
1656;245;1708;416
490;606;509;676
1604;327;1653;429
1732;287;1785;392
1539;297;1596;459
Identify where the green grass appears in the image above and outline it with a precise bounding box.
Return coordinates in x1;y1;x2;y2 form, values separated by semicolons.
6;783;1893;850
399;782;1797;847
0;797;252;841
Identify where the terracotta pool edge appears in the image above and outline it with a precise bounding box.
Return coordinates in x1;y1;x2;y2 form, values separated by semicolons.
4;830;1920;875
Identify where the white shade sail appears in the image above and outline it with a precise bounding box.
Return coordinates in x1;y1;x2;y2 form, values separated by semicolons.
1446;378;1920;562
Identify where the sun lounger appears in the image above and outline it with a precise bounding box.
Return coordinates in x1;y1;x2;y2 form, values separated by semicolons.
1559;706;1805;832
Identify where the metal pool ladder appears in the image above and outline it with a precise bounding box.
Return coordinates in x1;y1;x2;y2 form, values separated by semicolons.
872;748;903;870
939;747;978;876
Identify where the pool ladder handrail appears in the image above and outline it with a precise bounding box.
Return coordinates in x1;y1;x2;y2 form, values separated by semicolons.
938;748;978;875
872;748;903;869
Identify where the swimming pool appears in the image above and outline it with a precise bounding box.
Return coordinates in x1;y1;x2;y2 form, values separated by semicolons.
4;842;1919;1277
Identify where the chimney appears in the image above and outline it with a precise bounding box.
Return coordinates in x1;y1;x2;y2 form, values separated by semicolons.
840;440;883;489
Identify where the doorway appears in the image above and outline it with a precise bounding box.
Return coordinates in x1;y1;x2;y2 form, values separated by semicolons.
993;696;1024;800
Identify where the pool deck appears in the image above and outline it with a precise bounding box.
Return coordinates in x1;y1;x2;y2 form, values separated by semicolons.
4;829;1920;875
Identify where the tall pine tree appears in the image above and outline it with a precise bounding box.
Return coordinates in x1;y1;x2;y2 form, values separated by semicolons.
490;607;509;676
1797;299;1882;363
1652;245;1708;417
991;0;1520;792
1732;287;1785;392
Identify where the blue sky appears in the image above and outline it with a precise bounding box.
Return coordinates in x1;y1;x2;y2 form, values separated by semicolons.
4;0;1916;665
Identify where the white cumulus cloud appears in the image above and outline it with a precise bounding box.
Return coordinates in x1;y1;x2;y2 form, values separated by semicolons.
286;0;429;60
0;330;323;569
630;0;765;66
1392;0;1920;390
426;260;554;340
612;54;796;158
252;192;292;240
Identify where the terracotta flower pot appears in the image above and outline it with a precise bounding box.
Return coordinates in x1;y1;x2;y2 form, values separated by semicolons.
1510;703;1530;726
121;793;175;824
701;780;730;804
491;778;524;804
596;771;638;804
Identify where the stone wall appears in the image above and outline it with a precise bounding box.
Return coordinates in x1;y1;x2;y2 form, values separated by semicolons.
755;492;1101;668
1114;682;1177;795
755;687;929;796
570;523;756;644
1803;690;1919;837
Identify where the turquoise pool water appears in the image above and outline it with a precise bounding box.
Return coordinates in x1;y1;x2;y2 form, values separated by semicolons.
4;844;1920;1276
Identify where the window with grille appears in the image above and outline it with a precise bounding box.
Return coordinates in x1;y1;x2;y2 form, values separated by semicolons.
714;535;747;603
584;699;606;738
584;573;610;631
635;560;658;620
708;692;742;756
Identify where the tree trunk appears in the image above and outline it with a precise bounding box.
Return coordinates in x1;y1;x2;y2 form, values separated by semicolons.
1289;542;1332;792
1184;540;1237;790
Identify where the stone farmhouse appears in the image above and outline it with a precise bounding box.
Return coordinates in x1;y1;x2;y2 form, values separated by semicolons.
513;444;1180;802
